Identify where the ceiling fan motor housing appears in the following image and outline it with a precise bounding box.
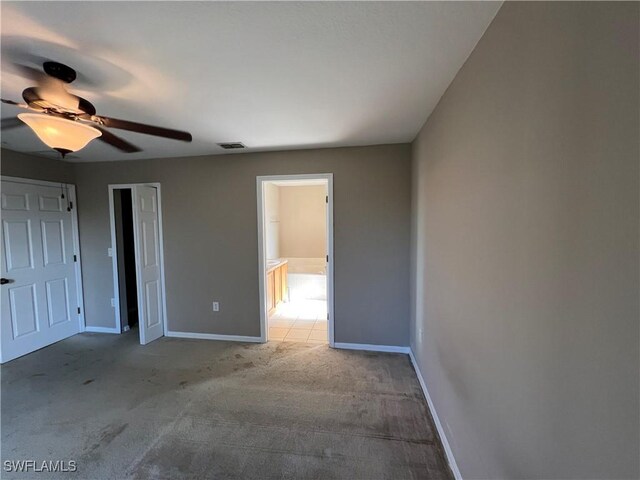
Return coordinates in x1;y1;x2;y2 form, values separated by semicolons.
43;61;76;83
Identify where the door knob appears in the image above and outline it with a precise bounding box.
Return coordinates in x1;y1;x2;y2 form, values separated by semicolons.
0;278;12;285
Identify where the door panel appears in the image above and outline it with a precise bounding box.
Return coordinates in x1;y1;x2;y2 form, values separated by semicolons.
133;185;164;345
9;284;39;337
3;220;33;270
274;267;282;305
281;263;288;302
267;270;275;315
2;193;28;210
145;280;161;328
142;219;158;267
45;278;70;326
41;220;65;265
38;195;63;212
1;180;80;362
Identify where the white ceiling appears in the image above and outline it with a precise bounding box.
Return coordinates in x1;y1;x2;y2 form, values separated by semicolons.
0;1;501;162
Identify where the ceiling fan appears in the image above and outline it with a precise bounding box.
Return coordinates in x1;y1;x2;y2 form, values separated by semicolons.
1;61;192;157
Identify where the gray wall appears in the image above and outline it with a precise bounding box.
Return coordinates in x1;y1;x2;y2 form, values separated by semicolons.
411;2;639;479
1;149;75;184
76;144;411;345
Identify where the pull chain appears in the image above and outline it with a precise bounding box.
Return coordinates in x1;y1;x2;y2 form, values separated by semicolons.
66;184;72;212
57;151;72;212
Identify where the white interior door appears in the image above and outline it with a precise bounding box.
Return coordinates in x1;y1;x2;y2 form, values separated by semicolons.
1;180;80;362
133;185;164;345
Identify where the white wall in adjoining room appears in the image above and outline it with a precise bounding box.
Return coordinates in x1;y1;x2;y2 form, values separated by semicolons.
264;183;280;260
279;185;327;259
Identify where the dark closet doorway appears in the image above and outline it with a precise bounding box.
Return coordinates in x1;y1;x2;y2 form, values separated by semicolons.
113;189;139;332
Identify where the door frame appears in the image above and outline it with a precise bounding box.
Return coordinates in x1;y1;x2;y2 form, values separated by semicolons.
107;183;168;338
256;173;335;347
0;175;86;340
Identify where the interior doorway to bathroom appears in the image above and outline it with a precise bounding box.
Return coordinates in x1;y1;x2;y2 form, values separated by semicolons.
257;174;334;346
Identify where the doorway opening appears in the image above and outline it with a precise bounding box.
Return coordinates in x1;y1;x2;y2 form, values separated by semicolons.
108;183;167;345
257;174;334;346
113;189;139;332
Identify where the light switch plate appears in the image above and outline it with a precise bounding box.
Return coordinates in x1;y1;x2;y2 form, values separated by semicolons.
212;301;220;312
108;248;113;257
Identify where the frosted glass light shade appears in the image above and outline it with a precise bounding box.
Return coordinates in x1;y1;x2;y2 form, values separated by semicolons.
18;113;101;154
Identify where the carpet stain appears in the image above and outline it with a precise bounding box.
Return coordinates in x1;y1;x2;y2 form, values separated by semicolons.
87;423;129;454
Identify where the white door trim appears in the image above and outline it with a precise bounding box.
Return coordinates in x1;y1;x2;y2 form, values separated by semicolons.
0;175;86;336
256;173;335;346
107;183;168;338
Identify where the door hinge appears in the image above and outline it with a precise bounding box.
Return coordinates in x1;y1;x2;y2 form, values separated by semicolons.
77;307;81;314
73;254;77;262
326;254;329;262
326;195;328;203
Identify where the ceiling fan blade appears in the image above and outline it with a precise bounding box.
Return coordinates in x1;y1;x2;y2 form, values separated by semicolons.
90;115;192;142
1;99;28;108
13;63;48;84
95;127;142;153
1;117;25;130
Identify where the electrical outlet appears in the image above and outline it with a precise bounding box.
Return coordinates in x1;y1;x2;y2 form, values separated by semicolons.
110;298;115;308
212;301;220;312
419;327;424;341
107;247;113;257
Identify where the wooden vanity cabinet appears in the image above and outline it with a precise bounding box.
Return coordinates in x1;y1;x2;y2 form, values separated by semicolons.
267;270;275;315
267;261;288;316
280;263;288;300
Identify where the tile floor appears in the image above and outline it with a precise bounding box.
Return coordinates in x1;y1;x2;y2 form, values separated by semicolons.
268;299;328;343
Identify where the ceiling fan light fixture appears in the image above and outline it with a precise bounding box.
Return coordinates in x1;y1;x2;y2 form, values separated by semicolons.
17;113;101;155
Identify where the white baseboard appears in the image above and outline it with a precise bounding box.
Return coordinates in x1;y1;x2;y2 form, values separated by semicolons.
409;349;462;480
166;331;263;343
84;326;120;334
334;342;410;354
